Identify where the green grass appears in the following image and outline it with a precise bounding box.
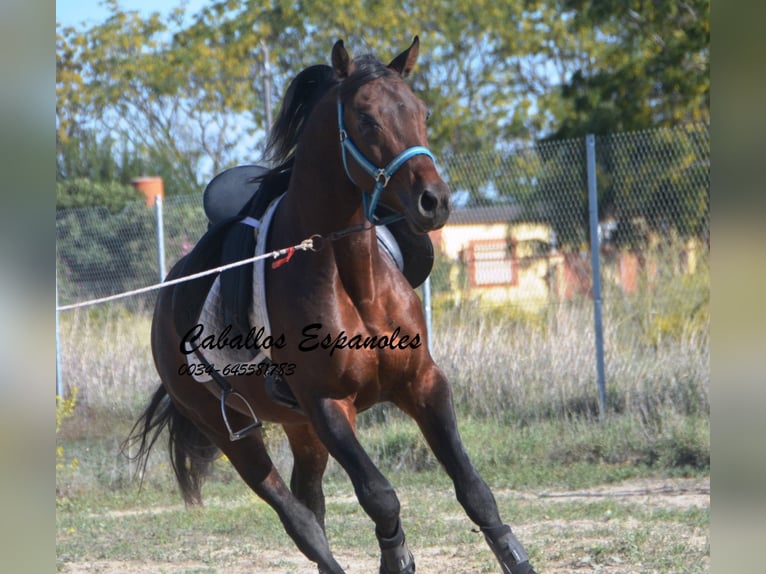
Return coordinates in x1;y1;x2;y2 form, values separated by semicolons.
57;408;709;501
352;412;708;490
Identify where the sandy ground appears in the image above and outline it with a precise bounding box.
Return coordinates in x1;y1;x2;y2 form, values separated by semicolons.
61;476;709;573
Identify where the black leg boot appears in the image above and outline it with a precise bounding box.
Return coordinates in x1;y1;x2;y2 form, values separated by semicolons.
377;520;415;574
482;524;537;574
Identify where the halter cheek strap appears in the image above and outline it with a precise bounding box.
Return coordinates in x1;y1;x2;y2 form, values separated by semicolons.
337;98;436;225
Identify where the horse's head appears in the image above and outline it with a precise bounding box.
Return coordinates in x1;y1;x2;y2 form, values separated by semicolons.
332;37;451;233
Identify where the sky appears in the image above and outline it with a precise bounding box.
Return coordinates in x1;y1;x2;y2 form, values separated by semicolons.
56;0;210;29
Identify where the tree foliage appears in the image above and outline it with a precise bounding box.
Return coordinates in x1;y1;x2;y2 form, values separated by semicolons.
548;0;710;139
56;201;159;304
56;0;709;238
58;1;708;165
56;178;138;213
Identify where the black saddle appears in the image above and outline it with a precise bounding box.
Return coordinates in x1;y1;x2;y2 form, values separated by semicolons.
171;165;434;340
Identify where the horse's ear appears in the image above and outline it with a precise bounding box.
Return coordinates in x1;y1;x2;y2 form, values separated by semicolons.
388;36;420;78
332;39;354;79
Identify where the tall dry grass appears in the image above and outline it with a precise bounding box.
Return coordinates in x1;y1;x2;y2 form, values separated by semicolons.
428;256;709;471
432;298;709;424
58;305;158;419
56;257;709;492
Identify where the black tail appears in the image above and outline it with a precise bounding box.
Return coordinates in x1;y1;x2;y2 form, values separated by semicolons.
123;385;219;506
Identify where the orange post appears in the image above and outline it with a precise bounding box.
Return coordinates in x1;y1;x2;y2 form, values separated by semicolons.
131;176;164;206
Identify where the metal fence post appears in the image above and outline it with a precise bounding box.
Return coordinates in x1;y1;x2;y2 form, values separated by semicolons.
422;275;433;353
155;195;167;281
586;134;607;418
56;268;63;399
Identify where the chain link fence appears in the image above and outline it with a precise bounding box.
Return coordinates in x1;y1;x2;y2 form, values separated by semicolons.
429;123;708;312
55;122;709;493
57;123;709;312
56;122;709;407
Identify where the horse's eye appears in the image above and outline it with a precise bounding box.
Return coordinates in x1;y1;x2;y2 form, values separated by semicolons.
358;112;377;129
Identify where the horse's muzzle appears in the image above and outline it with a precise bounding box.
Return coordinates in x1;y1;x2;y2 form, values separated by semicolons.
412;182;451;232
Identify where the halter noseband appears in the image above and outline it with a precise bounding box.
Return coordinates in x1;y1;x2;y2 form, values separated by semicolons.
337;97;436;225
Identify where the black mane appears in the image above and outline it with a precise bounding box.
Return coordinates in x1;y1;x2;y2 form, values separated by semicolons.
265;64;339;166
254;54;394;205
249;64;339;214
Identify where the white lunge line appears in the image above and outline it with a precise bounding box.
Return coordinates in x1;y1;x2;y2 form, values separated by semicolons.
56;237;316;312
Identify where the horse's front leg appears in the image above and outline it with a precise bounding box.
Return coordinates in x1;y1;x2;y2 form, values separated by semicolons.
307;396;415;574
396;365;538;574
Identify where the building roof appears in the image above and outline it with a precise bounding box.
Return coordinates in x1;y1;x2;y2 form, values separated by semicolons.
446;204;526;225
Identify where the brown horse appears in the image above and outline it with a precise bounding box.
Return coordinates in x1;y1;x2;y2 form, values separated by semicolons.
128;37;537;574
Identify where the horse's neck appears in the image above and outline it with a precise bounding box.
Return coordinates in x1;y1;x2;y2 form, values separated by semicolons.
334;227;386;303
283;128;383;305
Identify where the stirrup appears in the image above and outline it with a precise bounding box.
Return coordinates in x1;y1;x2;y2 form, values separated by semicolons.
220;388;262;441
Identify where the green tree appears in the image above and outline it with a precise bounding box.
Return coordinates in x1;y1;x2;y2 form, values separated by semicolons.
57;1;241;193
598;124;710;247
56;201;158;304
56;0;709;208
56;178;137;213
525;1;710;248
56;0;583;182
548;0;710;139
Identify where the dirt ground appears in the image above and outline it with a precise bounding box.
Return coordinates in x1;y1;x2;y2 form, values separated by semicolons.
61;476;709;573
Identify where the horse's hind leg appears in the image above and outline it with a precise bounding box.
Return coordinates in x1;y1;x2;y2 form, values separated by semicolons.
187;407;346;574
306;397;415;574
397;365;538;574
283;423;333;573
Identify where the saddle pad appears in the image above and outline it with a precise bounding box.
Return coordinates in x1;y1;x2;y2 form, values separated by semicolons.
185;195;284;383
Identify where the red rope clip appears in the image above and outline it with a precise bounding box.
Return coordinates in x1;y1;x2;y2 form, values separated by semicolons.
271;246;296;269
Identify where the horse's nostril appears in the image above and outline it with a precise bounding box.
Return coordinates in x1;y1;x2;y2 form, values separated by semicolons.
419;190;438;215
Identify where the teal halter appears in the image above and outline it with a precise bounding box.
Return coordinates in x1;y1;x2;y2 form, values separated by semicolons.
337;97;436;225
